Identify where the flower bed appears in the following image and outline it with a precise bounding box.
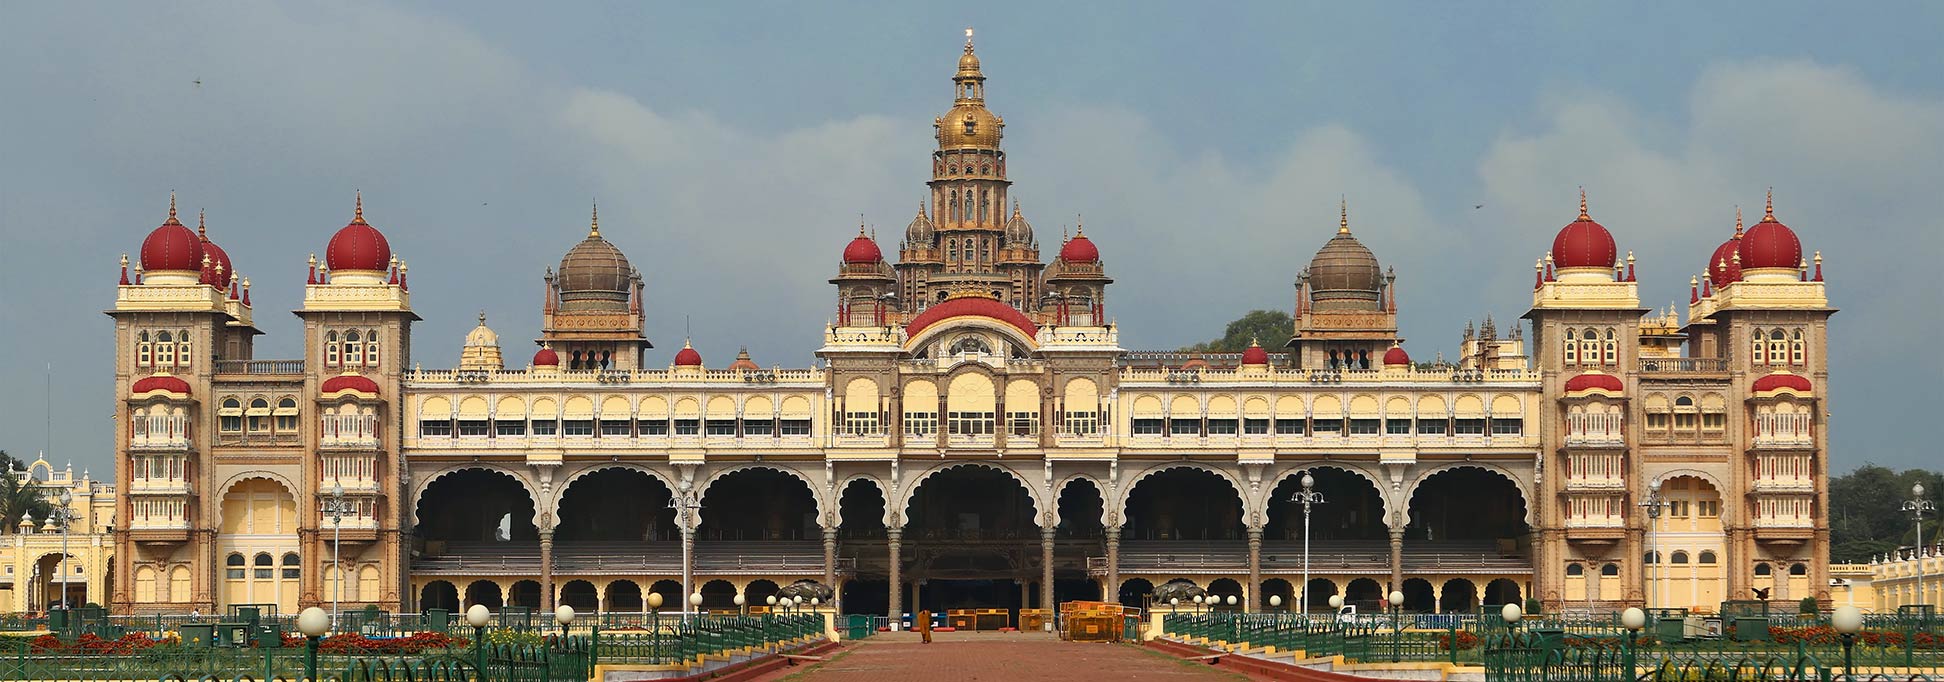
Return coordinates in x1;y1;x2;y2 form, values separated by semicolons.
1768;626;1938;648
276;631;469;654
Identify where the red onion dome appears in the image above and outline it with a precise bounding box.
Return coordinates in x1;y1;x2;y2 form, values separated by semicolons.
1564;371;1625;394
320;373;381;394
140;196;203;273
131;374;192;395
1738;193;1801;271
1707;238;1742;287
1752;371;1812;394
673;340;703;367
326;193;392;272
200;237;234;287
904;295;1039;339
842;227;883;263
1240;340;1269;366
1383;345;1412;367
532;346;560;366
1551;190;1616;269
1059;228;1100;263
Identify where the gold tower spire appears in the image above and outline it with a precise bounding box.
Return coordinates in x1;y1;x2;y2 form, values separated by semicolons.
1578;186;1590;220
589;200;601;237
1339;196;1350;234
1764;187;1775;221
167;191;178;222
197;208;207;238
1734;205;1744;236
353;190;365;223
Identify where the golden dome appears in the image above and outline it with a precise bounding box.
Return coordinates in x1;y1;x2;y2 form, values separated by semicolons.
463;312;499;347
1305;202;1386;311
958;50;981;76
556;205;635;313
937;104;1003;150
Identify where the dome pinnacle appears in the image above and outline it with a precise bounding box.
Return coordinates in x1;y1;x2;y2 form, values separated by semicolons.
1339;196;1350;234
353;190;365;223
1578;186;1590;221
589;200;601;237
1764;187;1775;221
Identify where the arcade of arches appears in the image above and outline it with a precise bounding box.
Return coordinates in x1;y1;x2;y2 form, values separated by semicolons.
407;462;1540;617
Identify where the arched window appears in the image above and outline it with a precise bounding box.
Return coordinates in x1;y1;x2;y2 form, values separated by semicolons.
253;552;274;579
221;398;243;433
1699;551;1718;564
1603;328;1617;364
365;329;379;367
949;192;959;222
1789;563;1807;576
963;194;974;222
1790;330;1805;365
249;398;270;433
1566;563;1585;577
344;330;363;366
177;329;193;368
1563;329;1577;363
1767;329;1787;366
1601;563;1620;577
1752;329;1767;364
1754;563;1773;577
1643;550;1658;564
1580;328;1599;366
156;331;174;366
137;331;153;367
276;397;299;432
282;552;301;579
325;331;340;367
1671;551;1690;564
226;553;246;580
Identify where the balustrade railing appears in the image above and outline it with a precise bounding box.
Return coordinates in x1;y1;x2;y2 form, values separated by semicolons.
214;359;307;375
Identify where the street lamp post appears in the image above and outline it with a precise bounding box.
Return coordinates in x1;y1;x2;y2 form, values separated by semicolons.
1637;484;1667;609
52;490;75;612
465;604;492;676
1621;607;1646;679
1290;472;1326;614
669;495;703;623
298;607;330;681
1387;590;1404;662
1905;484;1935;607
1833;605;1863;681
320;482;354;630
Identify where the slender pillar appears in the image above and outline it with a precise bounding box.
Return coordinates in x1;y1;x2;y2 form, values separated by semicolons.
680;526;694;618
1105;526;1122;605
1020;580;1030;611
1246;527;1264;613
822;527;838;589
539;529;555;610
1041;526;1056;615
1388;527;1404;596
886;528;903;627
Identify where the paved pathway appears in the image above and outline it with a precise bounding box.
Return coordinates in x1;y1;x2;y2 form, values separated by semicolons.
759;631;1249;681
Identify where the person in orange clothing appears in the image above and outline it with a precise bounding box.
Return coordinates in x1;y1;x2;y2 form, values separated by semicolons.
916;609;933;643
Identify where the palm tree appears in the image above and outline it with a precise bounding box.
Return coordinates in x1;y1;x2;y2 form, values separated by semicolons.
0;451;52;533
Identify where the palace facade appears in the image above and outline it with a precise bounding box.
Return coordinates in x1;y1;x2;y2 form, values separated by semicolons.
106;36;1836;618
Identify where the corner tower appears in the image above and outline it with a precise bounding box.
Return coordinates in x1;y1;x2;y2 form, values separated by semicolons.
897;30;1044;311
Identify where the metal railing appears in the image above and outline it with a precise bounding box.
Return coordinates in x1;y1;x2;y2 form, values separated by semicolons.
214;359;307;375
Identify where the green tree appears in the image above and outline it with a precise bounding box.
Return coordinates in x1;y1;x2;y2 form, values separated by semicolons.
1182;310;1293;353
1828;464;1942;563
0;451;51;533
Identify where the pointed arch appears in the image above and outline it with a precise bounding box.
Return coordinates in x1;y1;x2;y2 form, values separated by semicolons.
411;464;542;528
696;464;828;526
1403;462;1534;527
833;475;889;528
1053;473;1109;527
895;460;1045;529
548;463;678;523
1262;463;1394;527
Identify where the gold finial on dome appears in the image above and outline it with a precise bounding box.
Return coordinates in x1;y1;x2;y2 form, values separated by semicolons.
1578;186;1590;220
478;310;487;326
1764;187;1775;221
353;190;365;223
965;26;974;51
1734;205;1743;236
197;208;207;238
1339;196;1350;234
168;191;178;221
589;200;600;237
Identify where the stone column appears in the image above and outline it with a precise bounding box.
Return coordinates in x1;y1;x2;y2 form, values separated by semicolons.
822;527;838;589
1019;580;1030;611
1246;527;1264;613
1105;526;1122;605
1041;526;1056;615
1389;527;1405;595
886;528;903;627
539;529;555;610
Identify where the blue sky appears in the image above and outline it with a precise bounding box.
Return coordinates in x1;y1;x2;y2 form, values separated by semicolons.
1;2;1940;477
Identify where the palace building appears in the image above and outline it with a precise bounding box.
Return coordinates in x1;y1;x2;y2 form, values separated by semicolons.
106;35;1835;619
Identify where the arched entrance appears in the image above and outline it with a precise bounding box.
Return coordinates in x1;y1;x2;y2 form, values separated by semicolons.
903;465;1038;610
744;579;780;609
1402;578;1435;613
1261;578;1294;611
1119;578;1155;609
559;580;598;611
1407;468;1529;544
649;580;683;610
1304;578;1338;613
699;469;818;541
1345;578;1384;611
699;579;738;611
1207;578;1244;611
1484;578;1522;606
605;580;643;613
420;581;459;612
1439;578;1477;613
1265;468;1387;541
509;580;541;609
837;480;887;615
416;469;537;542
1123;468;1244;541
1053;479;1106;605
464;580;502;609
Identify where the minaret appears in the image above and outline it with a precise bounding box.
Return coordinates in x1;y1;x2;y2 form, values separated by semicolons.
898;28;1041;311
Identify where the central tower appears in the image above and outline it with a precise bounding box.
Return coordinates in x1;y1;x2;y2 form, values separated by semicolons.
898;30;1043;312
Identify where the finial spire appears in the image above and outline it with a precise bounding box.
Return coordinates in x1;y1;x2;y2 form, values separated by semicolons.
478;310;487;326
1764;187;1775;220
1578;186;1590;220
1339;196;1349;233
589;200;600;237
353;190;365;222
1734;205;1744;236
168;191;177;221
965;26;974;52
1075;214;1084;236
197;208;207;238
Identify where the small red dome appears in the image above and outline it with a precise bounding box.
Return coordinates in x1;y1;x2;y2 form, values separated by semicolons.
321;374;380;394
1383;345;1411;366
1059;232;1100;263
905;296;1039;339
1565;372;1625;394
1707;237;1742;288
1752;372;1812;394
131;375;192;395
532;347;560;366
1739;213;1801;271
200;238;234;287
842;230;883;263
673;343;703;367
326;196;392;272
140;204;203;273
1241;342;1269;366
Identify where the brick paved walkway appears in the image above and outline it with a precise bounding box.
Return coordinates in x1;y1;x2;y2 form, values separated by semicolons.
758;631;1249;681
